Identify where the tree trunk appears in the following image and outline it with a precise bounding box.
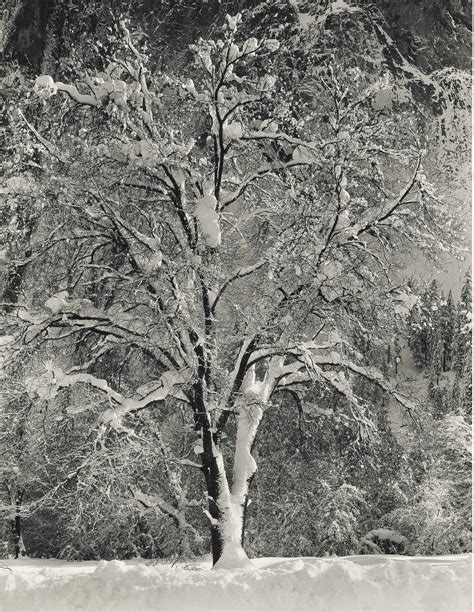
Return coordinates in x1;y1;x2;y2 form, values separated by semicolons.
199;363;273;567
201;439;247;567
208;447;252;569
174;517;191;559
241;471;255;547
203;401;263;569
10;489;26;559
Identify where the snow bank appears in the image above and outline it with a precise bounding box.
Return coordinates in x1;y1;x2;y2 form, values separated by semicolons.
1;555;470;612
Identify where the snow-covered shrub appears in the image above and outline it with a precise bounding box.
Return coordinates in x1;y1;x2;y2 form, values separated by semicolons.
317;484;368;556
383;410;472;555
359;528;407;555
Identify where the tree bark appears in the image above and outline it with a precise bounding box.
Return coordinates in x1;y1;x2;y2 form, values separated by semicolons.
208;447;252;569
200;435;249;567
241;471;255;547
200;428;225;565
10;488;26;558
205;401;264;568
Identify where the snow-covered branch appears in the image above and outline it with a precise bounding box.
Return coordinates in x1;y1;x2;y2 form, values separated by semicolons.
353;154;422;238
274;348;416;412
211;261;266;314
18;110;67;163
27;366;192;430
220;160;313;208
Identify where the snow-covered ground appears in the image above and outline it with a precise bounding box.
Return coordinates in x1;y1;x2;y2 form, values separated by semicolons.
1;554;471;612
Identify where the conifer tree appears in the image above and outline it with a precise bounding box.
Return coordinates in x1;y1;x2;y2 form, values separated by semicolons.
439;290;456;372
452;272;472;422
408;280;440;369
430;334;443;386
452;272;472;376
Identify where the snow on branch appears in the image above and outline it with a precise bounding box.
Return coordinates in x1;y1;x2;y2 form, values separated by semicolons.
354;153;422;238
34;75;99;106
130;487;203;540
21;299;155;356
26;365;192;430
242;130;319;152
273;344;417;412
211;261;266;314
18;109;67;163
130;488;181;519
54;369;124;403
178;458;202;469
221;160;314;208
196;194;221;248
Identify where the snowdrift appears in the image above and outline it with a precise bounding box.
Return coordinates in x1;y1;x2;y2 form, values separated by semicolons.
1;554;471;612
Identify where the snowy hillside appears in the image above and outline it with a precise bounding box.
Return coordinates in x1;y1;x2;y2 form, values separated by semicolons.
1;555;471;612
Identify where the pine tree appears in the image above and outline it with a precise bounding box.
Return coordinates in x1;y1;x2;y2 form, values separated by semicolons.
427;327;447;418
451;380;461;414
430;333;443;385
439;290;456;371
408;280;440;369
459;358;472;423
428;379;448;420
452;272;472;376
451;272;472;422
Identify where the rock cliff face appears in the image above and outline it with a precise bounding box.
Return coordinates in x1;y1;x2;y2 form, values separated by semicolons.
5;0;470;74
368;0;470;71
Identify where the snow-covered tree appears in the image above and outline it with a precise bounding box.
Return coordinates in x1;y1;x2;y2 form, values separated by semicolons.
407;280;440;369
452;273;472;422
2;8;459;566
386;411;471;554
439;290;456;372
452;273;472;374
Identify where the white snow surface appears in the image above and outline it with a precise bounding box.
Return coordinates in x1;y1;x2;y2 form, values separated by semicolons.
1;554;471;612
196;194;221;248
